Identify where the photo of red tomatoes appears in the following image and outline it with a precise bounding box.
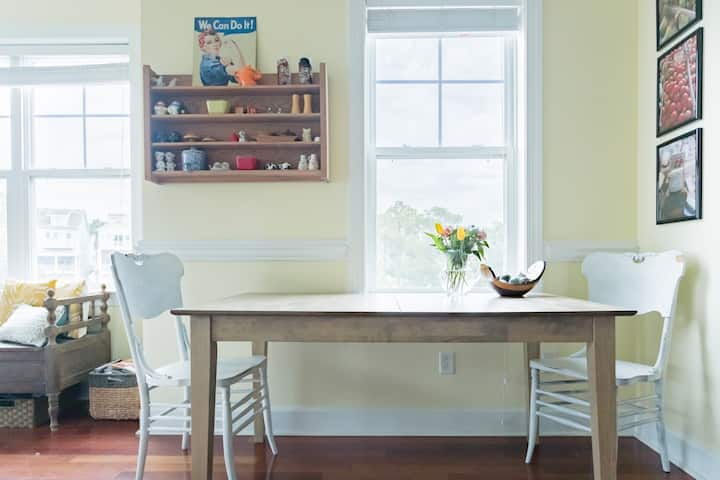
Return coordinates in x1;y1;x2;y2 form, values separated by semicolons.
657;28;702;136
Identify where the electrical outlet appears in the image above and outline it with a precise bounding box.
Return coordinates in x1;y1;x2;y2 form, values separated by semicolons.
439;352;455;375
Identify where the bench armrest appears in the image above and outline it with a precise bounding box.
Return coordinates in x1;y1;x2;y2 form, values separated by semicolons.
43;285;111;345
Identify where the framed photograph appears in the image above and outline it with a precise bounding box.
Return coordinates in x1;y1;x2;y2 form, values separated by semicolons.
657;0;702;49
657;28;702;137
656;129;702;224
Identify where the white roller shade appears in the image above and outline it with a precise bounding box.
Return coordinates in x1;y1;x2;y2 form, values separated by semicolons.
367;0;522;34
0;62;128;86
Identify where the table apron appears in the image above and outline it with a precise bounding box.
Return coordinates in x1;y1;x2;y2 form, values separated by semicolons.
208;314;596;343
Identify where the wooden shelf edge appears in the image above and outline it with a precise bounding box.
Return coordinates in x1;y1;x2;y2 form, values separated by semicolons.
151;141;321;149
150;169;328;184
151;84;320;95
151;113;321;122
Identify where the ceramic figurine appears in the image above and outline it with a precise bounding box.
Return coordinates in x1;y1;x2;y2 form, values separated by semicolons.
234;65;262;86
265;163;279;170
210;161;231;171
165;152;177;171
303;94;313;114
291;94;301;114
277;57;291;85
277;106;283;114
302;128;312;143
237;130;248;143
167;131;183;143
298;154;309;170
167;78;177;87
313;136;321;143
154;151;166;171
279;162;292;170
267;106;273;113
183;132;201;142
298;57;313;84
308;153;319;171
247;105;258;114
152;75;165;87
153;101;168;115
167;100;186;115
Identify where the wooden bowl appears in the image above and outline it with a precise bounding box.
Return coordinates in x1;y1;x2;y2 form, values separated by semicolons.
481;261;546;298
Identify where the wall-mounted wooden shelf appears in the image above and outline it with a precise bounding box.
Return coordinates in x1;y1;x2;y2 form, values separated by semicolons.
143;64;329;184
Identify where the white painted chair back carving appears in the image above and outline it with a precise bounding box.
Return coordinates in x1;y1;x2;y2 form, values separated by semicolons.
111;252;190;384
581;251;685;377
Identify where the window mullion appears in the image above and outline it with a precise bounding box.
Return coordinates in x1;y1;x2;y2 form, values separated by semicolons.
437;37;442;147
7;75;29;278
82;87;88;168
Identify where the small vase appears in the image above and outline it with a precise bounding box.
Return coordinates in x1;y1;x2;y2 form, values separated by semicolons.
440;255;479;298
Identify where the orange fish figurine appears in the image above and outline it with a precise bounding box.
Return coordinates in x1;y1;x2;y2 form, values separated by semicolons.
235;65;262;86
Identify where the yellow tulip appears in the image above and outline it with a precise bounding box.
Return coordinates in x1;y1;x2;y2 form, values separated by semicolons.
457;227;466;241
435;223;444;235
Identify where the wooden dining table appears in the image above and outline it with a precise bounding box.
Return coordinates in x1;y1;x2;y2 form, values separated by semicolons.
172;292;635;480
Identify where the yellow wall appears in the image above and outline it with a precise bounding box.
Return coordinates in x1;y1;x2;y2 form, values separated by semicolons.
637;0;720;454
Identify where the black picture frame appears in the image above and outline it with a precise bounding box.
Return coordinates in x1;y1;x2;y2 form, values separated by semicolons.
657;0;702;50
657;28;702;137
656;128;702;225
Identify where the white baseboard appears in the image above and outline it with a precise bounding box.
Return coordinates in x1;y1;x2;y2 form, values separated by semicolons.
634;423;720;480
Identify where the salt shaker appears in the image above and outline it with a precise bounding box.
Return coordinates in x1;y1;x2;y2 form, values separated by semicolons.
154;151;166;171
298;154;309;170
308;153;319;171
277;57;291;85
298;57;313;84
165;151;176;171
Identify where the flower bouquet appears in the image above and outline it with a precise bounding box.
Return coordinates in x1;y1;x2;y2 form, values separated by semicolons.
426;224;489;298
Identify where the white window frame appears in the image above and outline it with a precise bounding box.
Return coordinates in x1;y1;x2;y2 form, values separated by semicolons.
347;0;543;293
0;42;137;285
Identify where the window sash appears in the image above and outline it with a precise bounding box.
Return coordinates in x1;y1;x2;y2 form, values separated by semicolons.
366;33;518;292
0;51;130;284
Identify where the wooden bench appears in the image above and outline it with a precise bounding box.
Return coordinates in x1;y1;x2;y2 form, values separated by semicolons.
0;286;111;430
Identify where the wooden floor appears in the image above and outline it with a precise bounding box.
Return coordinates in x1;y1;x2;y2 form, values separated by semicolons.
0;415;694;480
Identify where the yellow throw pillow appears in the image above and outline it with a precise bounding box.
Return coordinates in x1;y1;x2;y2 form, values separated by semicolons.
55;280;87;338
0;279;58;326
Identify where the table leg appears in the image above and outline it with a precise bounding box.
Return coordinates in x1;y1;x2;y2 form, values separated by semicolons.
191;315;217;480
524;342;541;446
588;316;617;480
252;341;267;443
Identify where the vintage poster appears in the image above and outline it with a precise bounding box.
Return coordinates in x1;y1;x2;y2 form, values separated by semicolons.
192;17;257;86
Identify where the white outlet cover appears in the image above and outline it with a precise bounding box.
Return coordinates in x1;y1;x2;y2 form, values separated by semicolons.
439;352;455;375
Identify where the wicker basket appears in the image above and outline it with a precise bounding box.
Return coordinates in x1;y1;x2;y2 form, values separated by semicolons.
0;395;49;428
89;361;140;420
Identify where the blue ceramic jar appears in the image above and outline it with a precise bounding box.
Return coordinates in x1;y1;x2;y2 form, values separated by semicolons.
182;148;208;171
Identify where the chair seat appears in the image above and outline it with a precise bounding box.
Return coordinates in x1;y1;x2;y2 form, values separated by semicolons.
530;356;657;385
151;356;266;388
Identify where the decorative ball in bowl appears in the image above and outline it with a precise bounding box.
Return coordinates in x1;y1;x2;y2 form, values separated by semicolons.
481;261;546;298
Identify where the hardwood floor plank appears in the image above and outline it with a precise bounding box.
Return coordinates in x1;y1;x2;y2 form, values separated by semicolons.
0;417;694;480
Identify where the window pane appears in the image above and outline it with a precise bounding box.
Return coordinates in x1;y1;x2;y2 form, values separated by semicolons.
376;38;438;81
32;85;83;115
442;84;504;147
33;178;131;287
376;84;438;147
376;158;505;290
0;87;9;115
0;118;10;170
32;118;84;168
442;37;505;80
0;180;7;285
86;117;130;169
85;84;130;115
22;54;129;67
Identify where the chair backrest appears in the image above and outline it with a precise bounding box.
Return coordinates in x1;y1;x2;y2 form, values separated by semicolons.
582;251;685;377
111;252;189;384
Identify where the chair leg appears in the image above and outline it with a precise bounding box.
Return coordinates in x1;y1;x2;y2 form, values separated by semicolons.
259;364;278;455
136;387;150;480
525;367;539;464
655;381;671;473
221;387;237;480
181;386;190;451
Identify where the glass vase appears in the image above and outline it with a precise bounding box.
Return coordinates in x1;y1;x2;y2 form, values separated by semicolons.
440;254;479;299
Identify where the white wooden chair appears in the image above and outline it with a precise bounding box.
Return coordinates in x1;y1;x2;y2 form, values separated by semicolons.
111;252;278;480
525;251;685;472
